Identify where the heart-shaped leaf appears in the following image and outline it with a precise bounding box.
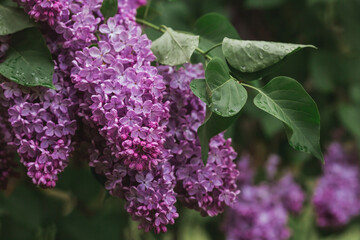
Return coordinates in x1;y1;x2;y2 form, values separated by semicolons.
205;57;247;117
222;37;315;74
0;4;35;35
252;76;323;161
151;27;199;65
0;28;55;89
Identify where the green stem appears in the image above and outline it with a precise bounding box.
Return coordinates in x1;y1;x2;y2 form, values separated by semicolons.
135;18;164;32
135;18;213;61
144;0;152;20
204;43;222;55
94;31;101;42
241;82;262;92
196;47;213;60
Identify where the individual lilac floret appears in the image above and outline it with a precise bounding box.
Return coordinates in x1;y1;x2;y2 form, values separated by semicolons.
0;107;17;190
159;64;240;216
87;129;178;234
312;142;360;228
224;154;305;240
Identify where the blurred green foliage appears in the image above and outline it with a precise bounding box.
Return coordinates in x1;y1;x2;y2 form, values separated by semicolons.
2;0;360;239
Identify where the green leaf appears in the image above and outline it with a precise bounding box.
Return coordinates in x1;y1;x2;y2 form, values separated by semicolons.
222;37;315;76
198;109;240;164
205;57;247;117
190;79;209;105
252;76;323;161
0;28;55;89
194;13;240;59
151;27;199;66
100;0;118;19
0;4;36;35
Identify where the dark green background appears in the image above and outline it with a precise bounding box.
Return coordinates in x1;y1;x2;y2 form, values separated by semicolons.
2;0;360;239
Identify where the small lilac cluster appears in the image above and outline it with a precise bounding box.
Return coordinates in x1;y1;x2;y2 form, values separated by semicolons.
17;0;65;26
0;107;17;190
72;17;169;171
312;142;360;228
88;131;178;233
0;56;77;187
159;64;240;216
1;0;103;188
224;155;305;240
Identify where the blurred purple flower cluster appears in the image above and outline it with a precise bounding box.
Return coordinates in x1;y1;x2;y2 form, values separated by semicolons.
224;154;305;240
312;142;360;228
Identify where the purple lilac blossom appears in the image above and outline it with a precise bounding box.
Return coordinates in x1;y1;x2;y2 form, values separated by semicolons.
0;0;80;187
0;49;77;188
71;5;170;172
85;127;178;234
312;142;360;228
224;154;305;240
58;0;178;233
17;0;65;26
159;64;240;216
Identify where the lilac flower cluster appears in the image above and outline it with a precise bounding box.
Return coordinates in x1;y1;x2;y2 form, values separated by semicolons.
71;17;169;172
224;155;305;240
0;107;17;190
0;0;104;188
159;64;240;216
312;142;360;228
0;56;77;188
87;130;178;234
17;0;64;26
